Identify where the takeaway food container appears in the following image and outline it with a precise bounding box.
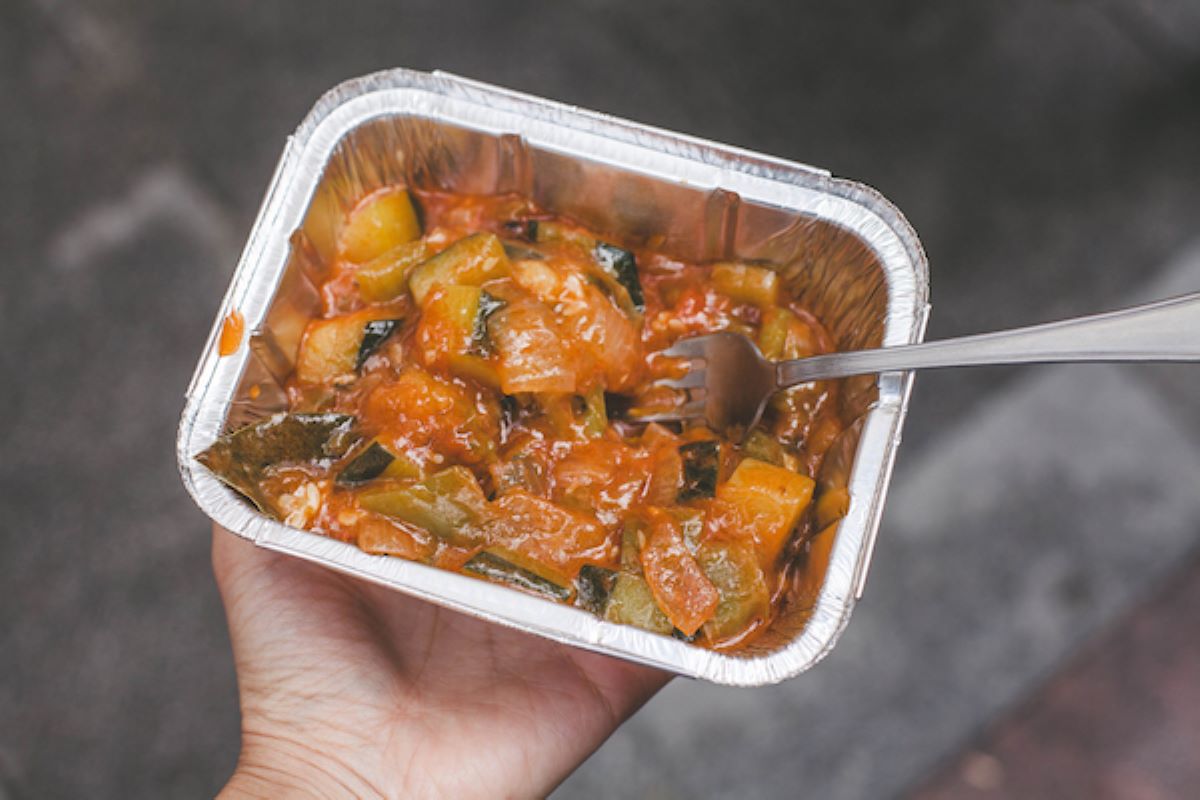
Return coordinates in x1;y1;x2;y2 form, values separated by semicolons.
178;68;929;686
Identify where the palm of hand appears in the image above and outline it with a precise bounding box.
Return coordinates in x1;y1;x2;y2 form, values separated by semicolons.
213;527;668;799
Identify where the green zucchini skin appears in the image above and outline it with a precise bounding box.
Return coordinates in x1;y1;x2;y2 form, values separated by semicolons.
465;551;572;601
336;442;396;486
576;565;617;614
471;290;506;356
678;440;720;500
593;242;644;311
356;318;403;371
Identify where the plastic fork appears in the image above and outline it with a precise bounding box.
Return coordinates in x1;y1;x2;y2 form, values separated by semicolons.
630;291;1200;437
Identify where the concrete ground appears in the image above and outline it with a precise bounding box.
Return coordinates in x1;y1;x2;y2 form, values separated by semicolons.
3;2;1199;798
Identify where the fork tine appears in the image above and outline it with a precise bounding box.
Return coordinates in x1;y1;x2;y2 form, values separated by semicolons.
657;371;707;390
627;398;707;423
661;336;713;359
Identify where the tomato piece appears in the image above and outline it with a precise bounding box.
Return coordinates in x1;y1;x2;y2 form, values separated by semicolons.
638;509;719;636
364;367;498;467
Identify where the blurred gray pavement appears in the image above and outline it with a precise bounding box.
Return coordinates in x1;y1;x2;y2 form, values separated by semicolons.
3;2;1200;798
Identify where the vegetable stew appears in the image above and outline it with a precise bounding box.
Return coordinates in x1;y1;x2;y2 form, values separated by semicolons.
199;187;849;650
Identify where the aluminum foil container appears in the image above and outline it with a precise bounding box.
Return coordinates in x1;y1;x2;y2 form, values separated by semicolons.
177;68;930;686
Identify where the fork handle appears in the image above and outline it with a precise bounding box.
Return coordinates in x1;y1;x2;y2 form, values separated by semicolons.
777;291;1200;386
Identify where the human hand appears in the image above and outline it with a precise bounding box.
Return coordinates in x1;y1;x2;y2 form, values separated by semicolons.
211;525;670;799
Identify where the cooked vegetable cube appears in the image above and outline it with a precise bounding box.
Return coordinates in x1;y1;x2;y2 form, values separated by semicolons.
355;240;430;302
679;440;720;500
408;233;510;305
605;573;673;635
758;307;816;360
717;458;814;566
698;542;770;641
417;285;484;364
297;310;395;384
711;262;779;308
355;318;402;371
465;550;572;601
340;188;421;264
358;466;491;547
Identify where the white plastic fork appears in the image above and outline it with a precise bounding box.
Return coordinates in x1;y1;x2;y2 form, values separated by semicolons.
631;291;1200;437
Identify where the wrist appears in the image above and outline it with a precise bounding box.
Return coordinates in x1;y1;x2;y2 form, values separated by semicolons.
220;729;385;799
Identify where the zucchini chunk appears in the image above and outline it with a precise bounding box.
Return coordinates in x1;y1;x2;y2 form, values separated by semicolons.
604;573;673;635
593;242;644;311
197;413;358;515
711;262;779;308
678;440;720;500
358;466;491;547
408;233;510;305
355;318;402;371
340;189;421;264
576;564;617;614
464;550;572;601
297;310;397;384
355;240;430;302
337;441;399;485
698;541;770;642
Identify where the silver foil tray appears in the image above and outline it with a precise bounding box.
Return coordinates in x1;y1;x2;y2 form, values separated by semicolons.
178;68;929;686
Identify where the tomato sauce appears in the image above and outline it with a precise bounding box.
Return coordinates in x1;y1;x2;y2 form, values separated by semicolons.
256;188;848;649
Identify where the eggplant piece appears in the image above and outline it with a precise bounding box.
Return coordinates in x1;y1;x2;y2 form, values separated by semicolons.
196;413;358;516
576;565;617;614
593;242;644;311
470;290;506;357
336;442;395;485
465;551;572;601
678;440;720;500
355;318;402;371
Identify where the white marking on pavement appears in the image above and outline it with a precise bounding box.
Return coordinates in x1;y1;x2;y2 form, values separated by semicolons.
47;164;238;272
